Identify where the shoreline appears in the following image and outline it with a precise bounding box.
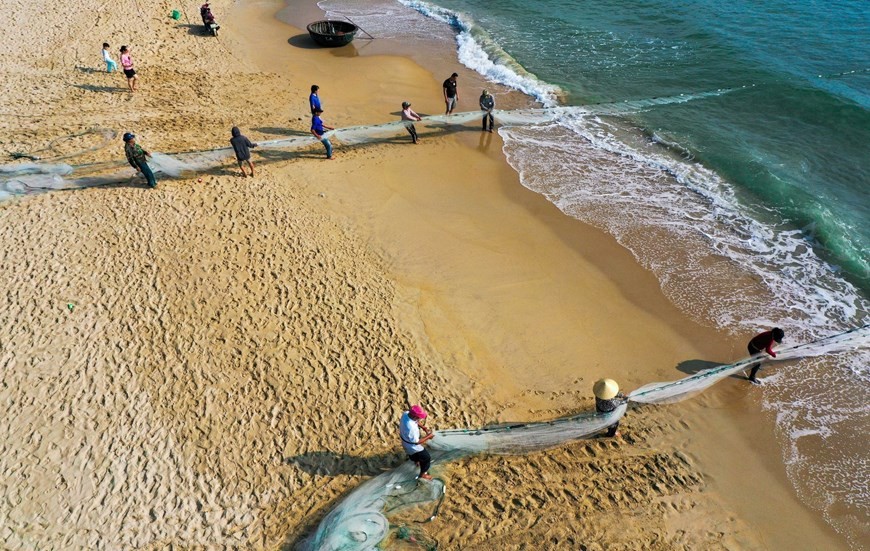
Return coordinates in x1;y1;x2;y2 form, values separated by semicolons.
0;0;855;548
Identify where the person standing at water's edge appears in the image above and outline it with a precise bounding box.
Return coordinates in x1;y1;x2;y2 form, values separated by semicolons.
443;72;458;115
310;108;334;159
309;85;321;115
400;405;434;480
123;132;156;188
119;46;138;92
594;378;624;438
479;89;495;132
401;101;422;144
230;127;257;177
746;327;784;384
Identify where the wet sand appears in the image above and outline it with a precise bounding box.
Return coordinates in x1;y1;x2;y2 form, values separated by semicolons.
0;0;850;548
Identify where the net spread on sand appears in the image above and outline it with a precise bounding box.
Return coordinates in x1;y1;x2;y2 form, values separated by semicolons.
0;88;735;201
301;326;868;550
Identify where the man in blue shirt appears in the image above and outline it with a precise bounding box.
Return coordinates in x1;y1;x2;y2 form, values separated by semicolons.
309;84;321;114
310;108;334;159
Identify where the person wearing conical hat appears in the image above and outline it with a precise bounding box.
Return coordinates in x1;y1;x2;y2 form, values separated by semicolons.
399;404;435;480
746;327;785;384
594;378;625;438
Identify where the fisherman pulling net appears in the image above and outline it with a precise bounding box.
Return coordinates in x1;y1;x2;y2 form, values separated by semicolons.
301;325;869;550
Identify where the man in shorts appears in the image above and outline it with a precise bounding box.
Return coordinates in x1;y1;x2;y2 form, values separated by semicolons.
443;72;459;114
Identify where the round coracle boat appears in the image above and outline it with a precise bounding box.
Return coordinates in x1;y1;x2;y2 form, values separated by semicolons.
307;20;358;47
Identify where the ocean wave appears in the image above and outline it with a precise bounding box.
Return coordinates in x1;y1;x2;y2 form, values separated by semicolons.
397;0;561;106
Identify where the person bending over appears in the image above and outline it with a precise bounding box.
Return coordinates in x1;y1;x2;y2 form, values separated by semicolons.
594;378;625;437
746;327;784;384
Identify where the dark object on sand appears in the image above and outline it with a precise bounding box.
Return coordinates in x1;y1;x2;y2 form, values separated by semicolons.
307;20;358;47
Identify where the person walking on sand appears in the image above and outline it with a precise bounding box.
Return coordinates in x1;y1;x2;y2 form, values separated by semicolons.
230;127;258;177
479;89;495;132
594;378;625;438
746;327;785;384
443;72;459;114
119;46;138;92
102;43;117;73
401;101;422;144
399;405;435;480
123;132;156;188
310;108;334;159
309;84;321;115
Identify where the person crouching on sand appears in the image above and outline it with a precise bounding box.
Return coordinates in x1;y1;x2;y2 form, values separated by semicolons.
310;108;334;160
230;127;258;177
594;378;625;438
401;101;422;144
399;405;434;480
123;132;156;188
746;327;784;384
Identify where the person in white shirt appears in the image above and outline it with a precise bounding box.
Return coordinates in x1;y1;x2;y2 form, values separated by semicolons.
102;43;117;73
399;404;434;480
400;101;422;144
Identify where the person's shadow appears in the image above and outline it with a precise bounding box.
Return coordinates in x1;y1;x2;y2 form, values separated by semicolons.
283;450;404;477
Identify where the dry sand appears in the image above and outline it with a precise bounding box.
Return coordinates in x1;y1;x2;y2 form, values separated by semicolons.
0;0;850;549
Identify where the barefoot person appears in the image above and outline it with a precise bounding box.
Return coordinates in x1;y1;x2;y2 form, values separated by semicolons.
401;101;422;144
123;132;156;188
310;108;334;159
594;378;625;437
479;89;495;132
399;404;434;480
443;72;459;115
309;84;321;114
746;327;785;384
102;43;117;73
119;46;138;92
230;126;257;177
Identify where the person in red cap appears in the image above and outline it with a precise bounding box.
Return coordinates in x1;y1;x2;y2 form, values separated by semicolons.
399;405;434;480
746;327;785;384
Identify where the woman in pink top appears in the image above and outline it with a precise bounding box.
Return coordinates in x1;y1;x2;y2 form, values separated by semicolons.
119;45;138;92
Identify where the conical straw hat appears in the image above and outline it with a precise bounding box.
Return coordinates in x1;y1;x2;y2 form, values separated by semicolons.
593;378;619;400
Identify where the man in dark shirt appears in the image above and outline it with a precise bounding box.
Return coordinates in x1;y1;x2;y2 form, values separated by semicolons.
443;72;459;114
123;132;156;188
309;84;321;115
746;327;785;384
230;127;257;177
479;89;495;132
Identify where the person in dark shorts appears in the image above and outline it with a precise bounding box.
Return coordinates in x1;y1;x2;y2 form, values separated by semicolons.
401;101;422;144
594;378;625;437
399;405;435;480
119;46;138;93
443;72;459;114
479;89;495;132
123;132;156;188
230;127;258;177
746;327;784;384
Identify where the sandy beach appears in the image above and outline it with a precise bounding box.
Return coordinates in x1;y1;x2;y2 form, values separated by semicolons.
0;0;856;549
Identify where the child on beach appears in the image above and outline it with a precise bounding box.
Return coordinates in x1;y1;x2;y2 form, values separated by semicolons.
399;405;435;480
119;46;138;92
310;108;334;159
230;127;258;177
401;101;422;144
123;132;157;188
102;43;117;73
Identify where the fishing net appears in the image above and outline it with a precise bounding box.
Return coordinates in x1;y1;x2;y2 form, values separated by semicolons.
629;325;870;405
